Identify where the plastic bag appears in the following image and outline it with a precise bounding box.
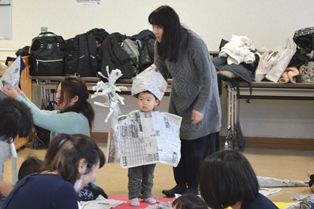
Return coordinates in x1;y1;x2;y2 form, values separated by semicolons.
255;48;278;82
265;40;296;82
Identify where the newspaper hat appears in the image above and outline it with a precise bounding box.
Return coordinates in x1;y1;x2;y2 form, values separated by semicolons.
131;64;168;101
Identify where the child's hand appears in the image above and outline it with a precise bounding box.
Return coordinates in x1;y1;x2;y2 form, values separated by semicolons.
0;181;13;197
110;127;115;135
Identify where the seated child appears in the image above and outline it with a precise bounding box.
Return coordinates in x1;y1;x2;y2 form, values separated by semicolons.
0;98;33;207
172;194;208;209
18;154;43;181
306;170;314;193
198;150;278;209
18;154;108;201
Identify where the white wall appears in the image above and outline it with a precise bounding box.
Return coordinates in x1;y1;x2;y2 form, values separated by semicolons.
3;0;314;139
2;0;314;57
219;89;314;139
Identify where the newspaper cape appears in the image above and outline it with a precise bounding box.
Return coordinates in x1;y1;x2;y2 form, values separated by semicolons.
107;111;182;168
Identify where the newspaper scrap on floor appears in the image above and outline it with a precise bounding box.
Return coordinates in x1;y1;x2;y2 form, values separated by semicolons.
145;202;172;209
281;194;314;209
107;111;182;168
258;188;281;196
80;195;124;209
291;194;314;201
257;176;308;187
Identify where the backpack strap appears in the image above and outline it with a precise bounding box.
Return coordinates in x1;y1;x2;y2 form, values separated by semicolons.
87;35;99;75
246;82;252;103
229;78;252;104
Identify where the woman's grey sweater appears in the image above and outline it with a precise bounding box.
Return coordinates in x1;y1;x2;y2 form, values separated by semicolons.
155;30;221;140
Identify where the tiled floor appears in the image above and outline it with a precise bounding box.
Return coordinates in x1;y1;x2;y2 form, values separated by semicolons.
3;143;314;203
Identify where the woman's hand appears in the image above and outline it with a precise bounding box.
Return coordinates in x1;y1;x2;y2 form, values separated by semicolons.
0;181;13;197
1;86;21;99
110;127;115;135
191;110;204;124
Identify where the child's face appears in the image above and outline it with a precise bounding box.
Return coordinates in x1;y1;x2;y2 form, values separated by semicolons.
137;92;159;112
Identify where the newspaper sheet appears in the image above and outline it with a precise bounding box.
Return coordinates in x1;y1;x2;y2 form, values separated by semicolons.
80;195;124;209
106;111;182;168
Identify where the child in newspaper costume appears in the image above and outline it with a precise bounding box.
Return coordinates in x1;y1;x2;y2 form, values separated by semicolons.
112;64;181;206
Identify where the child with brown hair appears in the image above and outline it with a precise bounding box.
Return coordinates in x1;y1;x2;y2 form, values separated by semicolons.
172;194;208;209
18;154;43;181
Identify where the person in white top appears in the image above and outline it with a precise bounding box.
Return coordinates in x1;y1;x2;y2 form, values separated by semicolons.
0;97;33;207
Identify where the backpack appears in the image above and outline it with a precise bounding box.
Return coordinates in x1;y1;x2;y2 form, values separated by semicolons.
289;27;314;67
29;32;67;76
130;30;156;73
138;38;155;73
120;38;142;72
99;30;155;81
287;27;314;83
65;28;109;77
100;32;137;80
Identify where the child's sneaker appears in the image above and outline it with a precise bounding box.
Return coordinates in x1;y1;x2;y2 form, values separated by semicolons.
130;198;140;206
144;197;156;204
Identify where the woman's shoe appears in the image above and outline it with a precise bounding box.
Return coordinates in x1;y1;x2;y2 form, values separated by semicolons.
162;184;187;197
182;186;199;195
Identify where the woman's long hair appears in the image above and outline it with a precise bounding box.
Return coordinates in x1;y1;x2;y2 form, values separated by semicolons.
56;76;95;128
42;133;105;184
148;5;188;62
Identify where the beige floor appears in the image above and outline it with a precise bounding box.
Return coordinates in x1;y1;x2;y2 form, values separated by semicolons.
3;143;314;203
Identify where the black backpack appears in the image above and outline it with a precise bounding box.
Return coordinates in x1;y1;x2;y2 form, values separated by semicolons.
289;27;314;67
29;32;67;76
129;30;156;73
120;38;142;73
65;28;109;77
100;32;137;80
